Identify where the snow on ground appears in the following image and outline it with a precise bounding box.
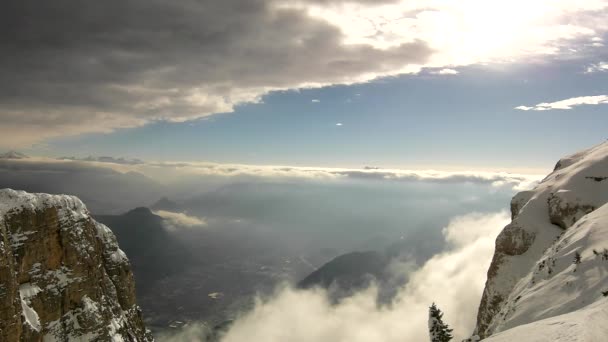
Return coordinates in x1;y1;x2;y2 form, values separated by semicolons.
0;188;90;221
484;300;608;342
477;141;608;339
480;141;608;336
494;203;608;333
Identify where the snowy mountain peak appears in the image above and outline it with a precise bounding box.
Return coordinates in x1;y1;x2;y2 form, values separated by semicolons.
474;141;608;340
0;189;153;341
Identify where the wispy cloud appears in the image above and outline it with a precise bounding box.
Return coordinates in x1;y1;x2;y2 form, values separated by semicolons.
585;61;608;73
142;160;542;190
589;36;604;47
121;158;544;189
0;157;544;198
153;210;207;231
515;95;608;111
312;99;321;103
431;68;459;75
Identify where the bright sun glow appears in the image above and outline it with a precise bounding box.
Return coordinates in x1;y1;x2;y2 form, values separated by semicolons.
280;0;606;66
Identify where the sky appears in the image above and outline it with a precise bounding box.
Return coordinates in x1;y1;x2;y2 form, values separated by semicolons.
2;0;608;171
4;3;608;339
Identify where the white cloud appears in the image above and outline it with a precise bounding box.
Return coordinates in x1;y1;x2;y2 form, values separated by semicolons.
3;1;608;147
335;122;343;126
0;156;544;193
144;161;543;190
585;61;608;73
286;0;607;65
158;211;509;342
312;99;321;103
515;94;608;111
588;36;604;47
153;210;208;231
432;68;459;75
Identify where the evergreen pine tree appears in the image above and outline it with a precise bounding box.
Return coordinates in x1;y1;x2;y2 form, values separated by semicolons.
573;251;582;265
428;302;453;342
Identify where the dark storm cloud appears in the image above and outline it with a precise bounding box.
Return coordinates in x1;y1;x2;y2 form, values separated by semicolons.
0;0;432;147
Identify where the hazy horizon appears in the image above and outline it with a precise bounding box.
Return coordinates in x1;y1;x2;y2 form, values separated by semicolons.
1;1;607;341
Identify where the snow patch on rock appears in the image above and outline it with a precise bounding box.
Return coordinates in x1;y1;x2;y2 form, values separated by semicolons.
0;188;89;222
0;189;152;341
19;283;42;332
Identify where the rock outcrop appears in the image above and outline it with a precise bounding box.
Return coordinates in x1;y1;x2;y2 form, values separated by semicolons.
474;141;608;339
0;189;153;341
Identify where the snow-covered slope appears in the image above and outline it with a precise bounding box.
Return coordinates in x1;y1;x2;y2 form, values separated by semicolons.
0;189;153;341
475;141;608;340
483;300;608;342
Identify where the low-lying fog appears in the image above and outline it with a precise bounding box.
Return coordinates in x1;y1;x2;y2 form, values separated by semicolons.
0;157;543;340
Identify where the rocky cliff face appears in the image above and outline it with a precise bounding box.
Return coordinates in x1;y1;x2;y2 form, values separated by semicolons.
0;189;153;341
474;141;608;339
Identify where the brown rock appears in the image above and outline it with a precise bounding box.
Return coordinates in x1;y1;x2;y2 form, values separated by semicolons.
0;189;153;341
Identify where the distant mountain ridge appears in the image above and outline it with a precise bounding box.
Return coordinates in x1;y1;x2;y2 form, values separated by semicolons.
0;158;166;214
95;207;192;295
150;196;180;211
298;251;386;292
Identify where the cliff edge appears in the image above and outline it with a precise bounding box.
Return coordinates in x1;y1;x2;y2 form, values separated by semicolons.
0;189;153;341
474;141;608;340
